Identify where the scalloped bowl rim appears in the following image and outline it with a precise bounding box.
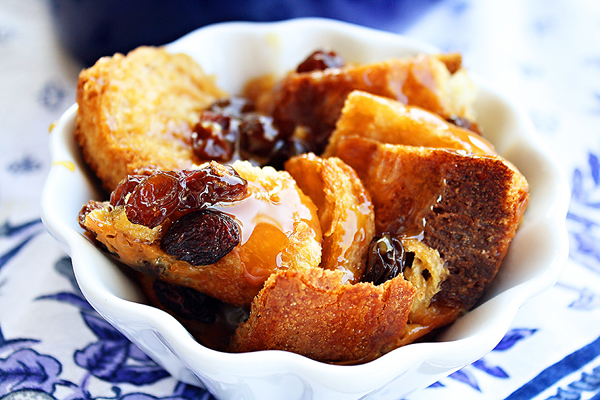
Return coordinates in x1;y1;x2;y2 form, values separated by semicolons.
41;18;570;399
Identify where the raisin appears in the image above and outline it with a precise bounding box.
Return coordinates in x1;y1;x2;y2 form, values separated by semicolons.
125;171;182;228
193;97;285;164
192;112;237;162
296;50;345;73
78;200;105;229
239;114;281;158
160;209;240;265
446;115;481;134
362;233;406;285
179;162;248;209
110;174;146;207
267;136;311;170
153;279;218;324
110;164;247;228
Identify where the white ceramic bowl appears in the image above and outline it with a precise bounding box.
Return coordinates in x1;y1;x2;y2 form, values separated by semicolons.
41;18;570;400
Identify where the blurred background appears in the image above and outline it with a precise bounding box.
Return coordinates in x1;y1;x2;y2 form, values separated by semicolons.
48;0;441;66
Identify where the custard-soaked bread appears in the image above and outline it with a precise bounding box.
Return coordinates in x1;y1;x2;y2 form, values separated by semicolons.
285;153;375;283
324;91;495;157
255;53;475;154
76;46;226;191
332;137;529;312
78;161;322;307
230;267;416;363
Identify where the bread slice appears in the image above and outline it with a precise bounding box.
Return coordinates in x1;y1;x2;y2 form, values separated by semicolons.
75;46;226;191
285;153;375;283
230;267;416;363
331;137;529;313
256;53;476;154
324;91;495;157
78;161;322;307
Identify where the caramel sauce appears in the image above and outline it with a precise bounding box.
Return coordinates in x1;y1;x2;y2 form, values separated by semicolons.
405;106;496;155
240;222;288;287
215;179;320;288
408;54;437;94
332;200;372;283
380;175;436;240
447;124;496;155
52;160;76;172
397;304;464;346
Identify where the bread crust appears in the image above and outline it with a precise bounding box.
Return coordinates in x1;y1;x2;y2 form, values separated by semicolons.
79;161;322;307
230;267;416;363
324;90;495;157
75;46;226;191
332;136;529;311
285;153;375;282
256;53;476;153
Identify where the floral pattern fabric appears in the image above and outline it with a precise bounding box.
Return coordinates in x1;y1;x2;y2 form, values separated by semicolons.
1;0;599;399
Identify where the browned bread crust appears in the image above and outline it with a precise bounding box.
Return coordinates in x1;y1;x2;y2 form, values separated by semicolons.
324;90;495;157
230;267;415;363
285;153;375;282
79;161;322;307
75;46;226;191
332;137;529;311
256;53;475;153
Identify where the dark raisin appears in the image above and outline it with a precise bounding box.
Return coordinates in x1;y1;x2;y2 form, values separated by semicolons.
78;200;105;229
296;50;345;73
111;163;247;228
446;115;481;134
110;174;146;207
125;171;182;228
179;162;248;209
362;233;406;285
191;112;237;162
267;136;312;170
153;279;218;324
160;209;240;266
239;114;281;158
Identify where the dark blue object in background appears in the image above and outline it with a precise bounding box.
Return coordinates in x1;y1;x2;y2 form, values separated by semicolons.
48;0;440;66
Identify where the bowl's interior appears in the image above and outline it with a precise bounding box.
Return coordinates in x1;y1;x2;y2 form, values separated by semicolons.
41;18;570;397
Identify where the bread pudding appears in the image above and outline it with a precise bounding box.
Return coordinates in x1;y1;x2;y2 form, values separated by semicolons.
76;47;529;363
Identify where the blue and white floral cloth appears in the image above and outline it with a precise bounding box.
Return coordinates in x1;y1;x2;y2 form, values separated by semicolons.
1;0;599;399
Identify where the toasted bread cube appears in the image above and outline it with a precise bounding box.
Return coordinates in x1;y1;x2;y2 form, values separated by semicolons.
324;91;495;157
285;153;375;283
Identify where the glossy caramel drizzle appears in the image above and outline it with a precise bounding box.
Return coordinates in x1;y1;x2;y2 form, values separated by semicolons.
405;106;496;155
214;179;320;288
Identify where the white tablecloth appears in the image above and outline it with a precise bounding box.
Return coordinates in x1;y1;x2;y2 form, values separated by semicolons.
1;0;599;399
